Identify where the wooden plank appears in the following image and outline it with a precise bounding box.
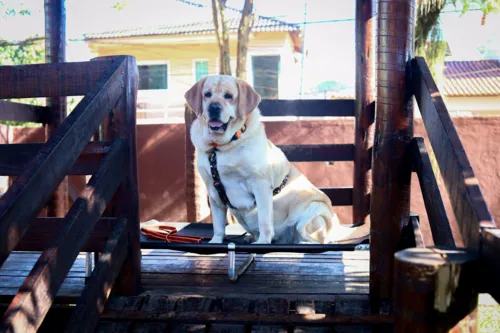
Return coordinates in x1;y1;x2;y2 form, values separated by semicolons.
0;56;126;268
277;144;354;162
394;247;478;332
411;138;455;247
99;310;392;326
320;187;353;206
0;141;112;176
15;217;117;252
65;217;128;333
1;139;127;333
353;0;376;226
259;99;355;117
0;100;49;123
184;105;203;222
0;60;114;99
412;56;497;249
370;0;415;308
480;228;500;303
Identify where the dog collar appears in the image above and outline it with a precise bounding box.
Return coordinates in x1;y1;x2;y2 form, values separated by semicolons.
208;123;247;148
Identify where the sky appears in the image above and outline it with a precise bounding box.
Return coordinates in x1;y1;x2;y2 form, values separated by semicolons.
1;0;499;89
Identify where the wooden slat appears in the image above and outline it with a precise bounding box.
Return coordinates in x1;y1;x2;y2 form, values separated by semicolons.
65;217;128;333
0;57;126;268
0;141;112;176
320;187;353;206
1;139;127;333
411;138;455;247
0;60;114;99
258;99;355;117
412;57;496;249
0;100;49;123
99;310;393;326
15;217;117;252
278;144;354;162
481;228;500;303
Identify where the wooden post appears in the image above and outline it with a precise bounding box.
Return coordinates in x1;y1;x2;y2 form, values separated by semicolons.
44;0;68;217
394;248;478;332
353;0;375;225
370;0;415;309
185;105;202;222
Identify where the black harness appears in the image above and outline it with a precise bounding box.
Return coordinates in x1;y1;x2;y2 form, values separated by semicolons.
207;124;289;209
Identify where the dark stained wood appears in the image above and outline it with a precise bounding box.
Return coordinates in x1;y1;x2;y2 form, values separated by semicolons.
278;144;354;162
0;57;126;268
1;139;127;333
258;99;355;117
353;0;375;225
480;228;500;303
45;0;69;218
99;310;393;326
411;216;425;249
394;247;479;332
412;57;497;249
0;100;49;123
65;217;128;333
0;141;112;176
15;217;117;252
185;105;202;222
320;187;353;206
370;0;415;308
0;61;114;99
411;137;455;247
399;214;425;250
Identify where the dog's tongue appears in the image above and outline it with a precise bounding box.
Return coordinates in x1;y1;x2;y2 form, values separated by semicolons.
209;120;223;127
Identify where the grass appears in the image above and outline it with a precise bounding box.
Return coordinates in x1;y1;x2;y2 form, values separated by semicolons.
478;294;500;333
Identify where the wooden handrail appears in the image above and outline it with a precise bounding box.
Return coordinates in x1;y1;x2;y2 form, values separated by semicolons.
0;100;49;123
0;57;126;267
1;138;127;333
412;57;497;249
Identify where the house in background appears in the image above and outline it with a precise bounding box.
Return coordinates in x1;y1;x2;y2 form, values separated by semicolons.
84;3;303;123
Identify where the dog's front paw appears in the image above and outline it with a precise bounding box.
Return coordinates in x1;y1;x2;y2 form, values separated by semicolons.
209;235;225;243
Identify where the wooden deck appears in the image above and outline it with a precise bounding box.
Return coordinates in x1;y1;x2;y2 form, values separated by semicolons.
1;248;375;332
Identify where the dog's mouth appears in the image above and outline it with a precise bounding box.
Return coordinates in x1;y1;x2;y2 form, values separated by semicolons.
208;120;229;134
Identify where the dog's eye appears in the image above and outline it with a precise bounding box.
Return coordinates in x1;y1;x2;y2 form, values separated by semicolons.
204;91;212;98
224;93;233;100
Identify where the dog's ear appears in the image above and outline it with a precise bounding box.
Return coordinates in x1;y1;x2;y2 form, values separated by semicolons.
236;78;261;117
184;77;207;115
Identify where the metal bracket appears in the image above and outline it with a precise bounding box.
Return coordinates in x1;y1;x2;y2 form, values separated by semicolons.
355;244;370;251
227;243;255;282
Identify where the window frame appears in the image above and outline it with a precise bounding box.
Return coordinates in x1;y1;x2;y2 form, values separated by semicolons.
193;58;210;83
136;60;171;92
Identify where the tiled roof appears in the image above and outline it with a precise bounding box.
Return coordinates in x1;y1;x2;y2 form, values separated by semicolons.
84;16;299;40
442;60;500;97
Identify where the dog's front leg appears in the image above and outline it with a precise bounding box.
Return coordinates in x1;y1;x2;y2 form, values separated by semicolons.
208;196;227;243
251;181;274;244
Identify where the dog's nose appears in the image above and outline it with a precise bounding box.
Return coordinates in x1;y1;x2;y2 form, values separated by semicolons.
208;103;222;119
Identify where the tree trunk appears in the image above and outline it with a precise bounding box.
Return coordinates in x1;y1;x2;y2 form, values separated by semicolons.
236;0;254;79
212;0;231;75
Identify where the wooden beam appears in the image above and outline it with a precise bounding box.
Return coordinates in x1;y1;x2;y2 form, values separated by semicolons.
0;57;126;267
320;187;353;206
394;247;479;332
278;144;354;162
412;57;496;249
0;141;112;176
0;100;49;123
185;105;202;222
15;217;118;252
1;139;127;333
370;0;416;308
353;0;375;226
480;228;500;303
258;99;355;117
0;61;114;99
411;137;455;247
64;217;128;333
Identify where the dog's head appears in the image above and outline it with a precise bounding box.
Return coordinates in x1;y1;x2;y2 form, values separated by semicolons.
184;75;261;135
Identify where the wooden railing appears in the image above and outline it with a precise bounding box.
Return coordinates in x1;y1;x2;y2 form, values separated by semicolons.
0;55;140;333
392;57;499;331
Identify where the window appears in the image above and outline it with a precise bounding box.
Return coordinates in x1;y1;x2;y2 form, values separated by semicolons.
194;60;209;82
138;64;168;90
251;55;280;99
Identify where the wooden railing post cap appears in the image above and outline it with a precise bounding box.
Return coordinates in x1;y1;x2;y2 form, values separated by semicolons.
395;247;478;266
90;55;136;63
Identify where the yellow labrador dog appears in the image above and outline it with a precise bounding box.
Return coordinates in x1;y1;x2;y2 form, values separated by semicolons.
185;75;356;244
